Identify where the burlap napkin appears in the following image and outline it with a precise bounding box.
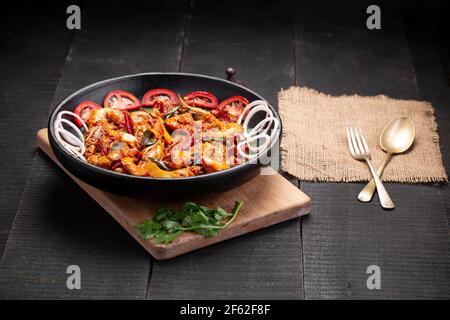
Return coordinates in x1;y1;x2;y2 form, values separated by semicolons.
278;87;448;183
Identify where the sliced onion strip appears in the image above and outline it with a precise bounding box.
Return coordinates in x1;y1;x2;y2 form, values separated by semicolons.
237;100;279;159
237;133;270;159
54;110;87;162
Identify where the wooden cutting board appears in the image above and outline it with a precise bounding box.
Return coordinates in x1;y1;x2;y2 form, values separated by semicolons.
37;129;311;260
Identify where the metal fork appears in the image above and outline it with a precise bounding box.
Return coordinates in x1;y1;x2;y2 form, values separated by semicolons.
346;125;395;209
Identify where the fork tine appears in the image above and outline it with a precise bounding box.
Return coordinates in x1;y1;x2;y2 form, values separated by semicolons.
346;126;356;156
358;126;370;153
349;125;360;154
353;125;366;154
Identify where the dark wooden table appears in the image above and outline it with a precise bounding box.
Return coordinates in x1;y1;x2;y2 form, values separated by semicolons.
0;0;449;299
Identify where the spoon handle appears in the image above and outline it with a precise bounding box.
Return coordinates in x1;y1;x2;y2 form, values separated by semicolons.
358;153;392;202
364;159;395;209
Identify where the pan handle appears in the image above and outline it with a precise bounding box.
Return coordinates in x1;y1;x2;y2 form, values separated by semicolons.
225;67;236;82
225;67;247;87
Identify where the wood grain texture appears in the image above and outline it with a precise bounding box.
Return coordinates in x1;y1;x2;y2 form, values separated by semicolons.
50;0;189;104
404;0;450;231
148;0;304;299
0;2;75;256
296;0;450;299
0;0;188;299
148;219;303;299
36;129;310;260
2;0;448;300
0;152;150;299
301;183;450;299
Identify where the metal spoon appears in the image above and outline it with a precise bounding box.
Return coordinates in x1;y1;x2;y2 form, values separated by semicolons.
358;117;415;203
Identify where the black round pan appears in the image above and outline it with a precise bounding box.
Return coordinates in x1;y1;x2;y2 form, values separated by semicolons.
48;73;281;195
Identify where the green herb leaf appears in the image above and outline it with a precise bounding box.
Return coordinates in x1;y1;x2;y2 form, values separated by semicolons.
191;212;210;224
154;207;172;221
163;220;181;232
135;201;244;244
141;130;157;147
195;226;220;237
136;220;162;240
154;231;182;244
164;106;180;119
216;207;231;217
148;156;172;171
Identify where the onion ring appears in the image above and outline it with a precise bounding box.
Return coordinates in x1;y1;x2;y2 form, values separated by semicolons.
237;100;279;159
54;111;87;161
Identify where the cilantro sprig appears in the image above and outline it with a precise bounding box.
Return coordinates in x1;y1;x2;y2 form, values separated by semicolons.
136;201;243;244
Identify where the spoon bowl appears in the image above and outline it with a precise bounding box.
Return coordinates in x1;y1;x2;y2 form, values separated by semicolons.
358;117;415;205
380;117;415;154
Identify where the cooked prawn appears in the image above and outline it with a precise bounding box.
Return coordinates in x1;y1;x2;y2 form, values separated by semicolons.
121;157;201;178
72;89;255;178
201;142;231;173
87;107;125;127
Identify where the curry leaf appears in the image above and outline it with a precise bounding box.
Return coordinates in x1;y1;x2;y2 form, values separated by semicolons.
148;156;172;171
164;106;180;119
141;130;156;147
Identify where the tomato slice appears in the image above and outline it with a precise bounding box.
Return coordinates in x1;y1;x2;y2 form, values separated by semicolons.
73;101;101;127
217;96;249;122
142;88;178;114
183;91;218;109
142;88;178;107
211;108;231;122
103;90;140;111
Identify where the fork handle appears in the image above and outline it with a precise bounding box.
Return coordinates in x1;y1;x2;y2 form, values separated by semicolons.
358;153;392;202
364;159;395;209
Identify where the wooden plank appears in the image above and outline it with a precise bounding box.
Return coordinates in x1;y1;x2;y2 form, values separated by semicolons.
0;0;188;299
424;0;450;88
148;0;304;299
295;0;450;299
36;129;311;260
403;0;450;230
0;2;74;256
0;153;150;299
50;0;189;104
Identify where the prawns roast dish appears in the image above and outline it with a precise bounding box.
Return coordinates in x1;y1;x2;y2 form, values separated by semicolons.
73;89;249;178
48;73;281;193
